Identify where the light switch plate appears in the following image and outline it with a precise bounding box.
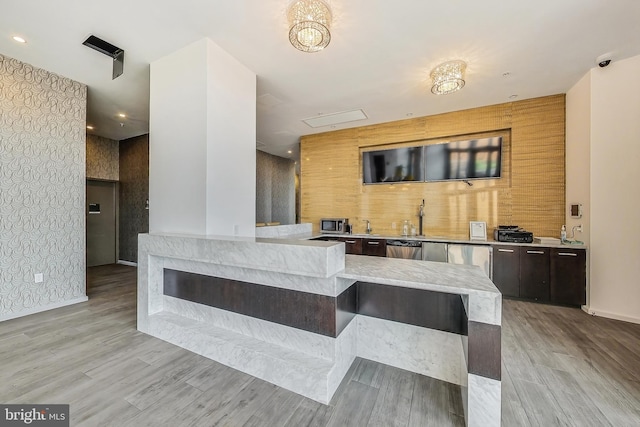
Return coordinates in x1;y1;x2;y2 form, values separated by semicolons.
34;273;43;283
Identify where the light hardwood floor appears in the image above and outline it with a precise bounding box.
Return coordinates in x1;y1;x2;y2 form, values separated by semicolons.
0;264;638;426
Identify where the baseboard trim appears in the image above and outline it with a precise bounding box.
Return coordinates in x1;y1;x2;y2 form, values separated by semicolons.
581;305;640;325
0;296;89;322
117;260;138;267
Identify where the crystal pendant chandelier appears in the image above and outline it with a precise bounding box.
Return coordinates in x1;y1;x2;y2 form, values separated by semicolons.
430;61;467;95
287;0;332;53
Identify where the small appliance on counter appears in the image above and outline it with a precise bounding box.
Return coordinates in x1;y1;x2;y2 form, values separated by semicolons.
320;218;349;234
493;225;534;243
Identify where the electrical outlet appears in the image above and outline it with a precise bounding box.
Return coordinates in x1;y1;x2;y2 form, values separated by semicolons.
576;224;583;233
34;273;43;283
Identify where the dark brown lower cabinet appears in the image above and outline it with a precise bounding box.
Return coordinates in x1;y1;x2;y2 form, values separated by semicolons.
339;237;363;255
519;248;550;302
314;236;385;256
362;239;386;257
550;248;586;305
492;246;520;298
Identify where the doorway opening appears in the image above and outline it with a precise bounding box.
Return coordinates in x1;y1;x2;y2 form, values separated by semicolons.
86;180;118;267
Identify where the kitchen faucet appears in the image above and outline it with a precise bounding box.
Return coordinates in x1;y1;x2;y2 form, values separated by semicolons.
418;199;425;236
363;219;372;234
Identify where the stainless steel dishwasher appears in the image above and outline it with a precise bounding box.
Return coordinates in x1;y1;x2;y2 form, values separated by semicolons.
386;240;422;259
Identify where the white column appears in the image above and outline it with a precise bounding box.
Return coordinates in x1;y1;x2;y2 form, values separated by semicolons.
149;38;256;237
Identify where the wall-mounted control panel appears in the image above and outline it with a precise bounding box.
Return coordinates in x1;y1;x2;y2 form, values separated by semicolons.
570;203;583;219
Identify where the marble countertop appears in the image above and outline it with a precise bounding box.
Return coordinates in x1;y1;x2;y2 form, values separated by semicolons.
340;254;499;297
297;232;586;249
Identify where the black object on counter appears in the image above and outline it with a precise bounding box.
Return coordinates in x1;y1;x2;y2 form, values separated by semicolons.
494;225;533;243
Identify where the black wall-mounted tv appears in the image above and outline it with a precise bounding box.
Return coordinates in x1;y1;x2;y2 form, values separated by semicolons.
362;146;424;184
424;136;502;182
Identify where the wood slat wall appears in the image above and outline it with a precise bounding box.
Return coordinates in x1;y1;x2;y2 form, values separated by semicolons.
300;94;565;239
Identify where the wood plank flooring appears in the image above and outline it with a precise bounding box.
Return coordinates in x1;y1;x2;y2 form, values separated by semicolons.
1;264;639;426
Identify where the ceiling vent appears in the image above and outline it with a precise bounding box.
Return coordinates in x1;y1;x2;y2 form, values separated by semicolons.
82;35;124;79
302;109;368;128
257;93;284;107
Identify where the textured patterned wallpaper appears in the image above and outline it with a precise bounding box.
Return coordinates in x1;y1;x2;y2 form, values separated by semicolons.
256;150;295;224
119;134;149;263
86;134;119;180
0;54;87;317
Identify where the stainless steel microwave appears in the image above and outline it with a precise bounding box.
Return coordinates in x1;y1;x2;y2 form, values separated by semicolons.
320;218;348;234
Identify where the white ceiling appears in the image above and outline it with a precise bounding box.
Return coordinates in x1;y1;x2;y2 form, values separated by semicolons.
2;1;639;161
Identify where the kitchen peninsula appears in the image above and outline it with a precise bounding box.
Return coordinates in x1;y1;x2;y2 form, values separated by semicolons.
137;233;501;427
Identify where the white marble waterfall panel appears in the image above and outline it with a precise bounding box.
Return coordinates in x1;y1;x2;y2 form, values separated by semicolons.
327;319;357;397
139;233;344;279
467;374;501;427
163;296;339;360
148;255;165;314
161;258;340;296
357;316;462;385
254;223;312;238
147;312;346;404
460;335;470;424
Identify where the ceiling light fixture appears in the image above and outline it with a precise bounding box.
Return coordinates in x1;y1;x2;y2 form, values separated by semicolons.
287;0;332;53
430;60;467;95
86;125;94;130
118;113;126;118
12;36;26;43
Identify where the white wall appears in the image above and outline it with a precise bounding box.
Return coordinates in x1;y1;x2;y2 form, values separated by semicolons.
565;71;591;304
567;54;640;323
590;55;640;323
149;38;256;236
149;40;208;235
205;39;256;237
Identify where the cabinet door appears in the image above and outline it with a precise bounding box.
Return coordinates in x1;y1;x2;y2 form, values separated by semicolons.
520;248;550;302
362;239;386;257
492;245;520;298
550;248;586;306
339;237;362;255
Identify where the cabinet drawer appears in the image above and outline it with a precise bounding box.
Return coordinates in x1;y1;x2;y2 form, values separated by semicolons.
338;237;363;255
362;239;386;257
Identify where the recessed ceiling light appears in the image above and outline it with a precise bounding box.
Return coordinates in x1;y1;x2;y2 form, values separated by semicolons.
287;150;292;154
502;72;511;78
12;36;26;43
118;113;126;118
406;113;413;117
86;125;94;130
509;94;518;99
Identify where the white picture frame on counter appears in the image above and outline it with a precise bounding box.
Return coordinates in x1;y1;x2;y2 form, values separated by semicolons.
469;221;487;241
